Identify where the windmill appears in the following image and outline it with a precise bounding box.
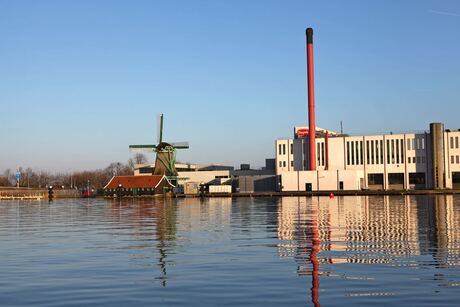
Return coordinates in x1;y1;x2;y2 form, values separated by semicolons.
129;114;189;183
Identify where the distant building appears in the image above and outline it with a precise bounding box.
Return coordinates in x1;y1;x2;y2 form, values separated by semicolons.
133;163;233;194
231;159;277;193
276;123;460;191
104;175;174;196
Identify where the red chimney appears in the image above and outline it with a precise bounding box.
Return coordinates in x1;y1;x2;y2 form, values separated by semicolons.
306;28;316;170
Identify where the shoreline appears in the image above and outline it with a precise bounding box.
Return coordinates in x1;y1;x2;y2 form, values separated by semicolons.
2;188;460;201
174;189;460;198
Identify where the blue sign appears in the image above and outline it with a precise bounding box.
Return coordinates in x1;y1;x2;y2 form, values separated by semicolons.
15;172;21;181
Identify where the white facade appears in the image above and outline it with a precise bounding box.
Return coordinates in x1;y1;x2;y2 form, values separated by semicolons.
275;139;294;173
276;126;460;191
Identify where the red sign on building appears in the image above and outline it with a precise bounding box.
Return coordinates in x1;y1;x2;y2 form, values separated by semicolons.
295;127;309;138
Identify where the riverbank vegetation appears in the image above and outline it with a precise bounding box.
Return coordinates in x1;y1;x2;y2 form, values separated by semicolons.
0;154;148;190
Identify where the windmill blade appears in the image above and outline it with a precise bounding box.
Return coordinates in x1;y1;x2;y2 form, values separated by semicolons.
157;113;164;144
170;141;189;149
129;144;157;152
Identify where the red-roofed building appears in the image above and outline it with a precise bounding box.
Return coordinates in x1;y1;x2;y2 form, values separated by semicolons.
104;175;174;196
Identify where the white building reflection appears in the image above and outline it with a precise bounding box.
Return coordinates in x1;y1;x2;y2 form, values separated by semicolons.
277;195;460;267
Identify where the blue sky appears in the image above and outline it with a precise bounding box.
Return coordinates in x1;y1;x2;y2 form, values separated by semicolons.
1;0;459;172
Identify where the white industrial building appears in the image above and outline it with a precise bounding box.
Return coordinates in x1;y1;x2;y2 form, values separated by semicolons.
276;124;460;191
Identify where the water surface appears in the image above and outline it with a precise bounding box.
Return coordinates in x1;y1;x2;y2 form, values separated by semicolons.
1;195;459;306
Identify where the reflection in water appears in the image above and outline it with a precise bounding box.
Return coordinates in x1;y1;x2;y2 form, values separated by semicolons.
277;195;460;303
108;198;178;287
0;196;459;306
278;195;460;266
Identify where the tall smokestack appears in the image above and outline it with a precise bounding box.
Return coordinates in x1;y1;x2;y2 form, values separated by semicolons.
306;27;316;171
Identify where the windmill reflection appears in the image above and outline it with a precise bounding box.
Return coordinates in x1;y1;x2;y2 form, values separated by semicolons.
109;198;177;287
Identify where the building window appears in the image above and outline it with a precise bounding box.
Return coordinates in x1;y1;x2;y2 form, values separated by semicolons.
360;141;363;165
283;161;286;167
368;173;384;185
451;137;454;149
380;140;384;164
421;137;425;149
387;140;390;164
291;161;294;167
347;141;350;165
407;139;411;150
391;139;395;164
456;137;459;148
457;156;459;164
452;156;455;164
321;142;325;166
400;139;404;164
366;140;370;164
282;144;286;155
355;141;359;165
409;173;425;185
290;143;293;154
375;140;379;164
317;143;321;166
139;167;154;174
278;144;282;155
396;139;400;164
421;156;425;163
351;141;355;165
371;141;375;164
388;173;404;185
279;161;282;167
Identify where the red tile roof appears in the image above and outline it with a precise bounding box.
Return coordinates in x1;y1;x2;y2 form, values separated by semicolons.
104;175;174;189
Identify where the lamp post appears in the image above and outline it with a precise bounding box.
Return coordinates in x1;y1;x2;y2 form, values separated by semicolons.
117;183;123;198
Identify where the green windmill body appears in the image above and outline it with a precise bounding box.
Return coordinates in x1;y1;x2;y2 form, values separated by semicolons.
129;114;189;183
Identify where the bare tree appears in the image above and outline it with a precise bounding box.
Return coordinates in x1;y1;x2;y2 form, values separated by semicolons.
3;169;14;186
133;153;148;164
1;157;136;190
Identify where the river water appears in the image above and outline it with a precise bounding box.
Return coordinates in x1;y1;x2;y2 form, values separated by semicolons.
0;195;459;306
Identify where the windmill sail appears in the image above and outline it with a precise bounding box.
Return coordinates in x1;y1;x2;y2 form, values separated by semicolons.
169;142;189;149
157;113;163;144
129;145;157;152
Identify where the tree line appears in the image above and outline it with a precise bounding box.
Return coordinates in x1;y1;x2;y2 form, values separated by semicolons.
0;154;148;190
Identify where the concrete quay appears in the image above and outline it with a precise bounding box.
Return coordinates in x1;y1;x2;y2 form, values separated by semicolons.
175;189;460;198
0;187;80;200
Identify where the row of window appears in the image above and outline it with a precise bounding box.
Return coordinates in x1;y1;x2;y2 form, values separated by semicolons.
107;188;154;192
408;156;426;164
278;160;294;168
346;139;408;165
451;155;460;164
278;143;294;156
406;137;425;150
450;136;460;149
368;172;426;185
346;140;364;165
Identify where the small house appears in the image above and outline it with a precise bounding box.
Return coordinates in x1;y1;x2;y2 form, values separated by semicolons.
104;175;174;196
